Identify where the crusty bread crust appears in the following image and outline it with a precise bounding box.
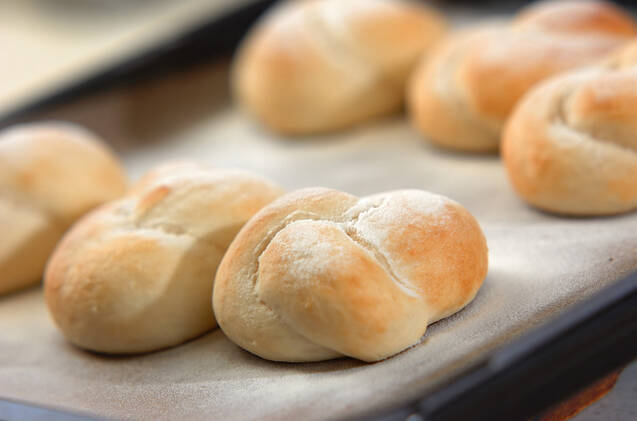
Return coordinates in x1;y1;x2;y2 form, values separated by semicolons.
0;123;127;295
45;162;283;354
213;188;488;362
234;0;446;135
502;42;637;215
408;0;636;152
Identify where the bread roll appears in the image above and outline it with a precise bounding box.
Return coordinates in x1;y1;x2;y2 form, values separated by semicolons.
233;0;446;135
502;42;637;215
408;0;636;152
45;162;284;354
213;188;488;362
0;122;127;295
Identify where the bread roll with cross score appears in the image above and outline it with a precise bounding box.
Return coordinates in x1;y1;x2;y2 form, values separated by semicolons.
408;0;637;152
233;0;447;135
502;41;637;215
213;187;488;362
0;122;127;295
45;162;283;353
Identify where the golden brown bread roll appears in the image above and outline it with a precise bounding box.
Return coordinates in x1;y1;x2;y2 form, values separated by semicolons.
502;42;637;215
233;0;446;135
408;0;637;152
45;162;284;354
0;122;127;295
213;188;488;362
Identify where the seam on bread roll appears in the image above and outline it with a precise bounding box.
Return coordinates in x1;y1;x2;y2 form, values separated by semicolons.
234;0;447;135
502;42;637;215
547;67;637;156
249;199;422;315
304;4;379;94
342;196;422;297
431;27;503;146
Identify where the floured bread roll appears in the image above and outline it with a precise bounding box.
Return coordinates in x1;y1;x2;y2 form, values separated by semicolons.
213;188;488;362
233;0;446;135
0;123;127;295
502;42;637;215
408;0;636;152
45;162;283;353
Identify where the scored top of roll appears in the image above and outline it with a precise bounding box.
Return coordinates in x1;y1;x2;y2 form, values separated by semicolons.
233;0;447;135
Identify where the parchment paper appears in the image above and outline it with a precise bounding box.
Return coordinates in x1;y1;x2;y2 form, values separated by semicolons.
1;23;637;421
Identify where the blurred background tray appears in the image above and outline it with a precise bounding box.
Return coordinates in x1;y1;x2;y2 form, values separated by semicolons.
0;0;267;124
0;1;635;420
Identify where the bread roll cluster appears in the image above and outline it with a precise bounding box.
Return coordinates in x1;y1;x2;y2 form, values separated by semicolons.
45;162;283;353
42;162;486;359
233;0;446;135
503;42;637;215
8;0;635;364
232;0;637;215
0;116;486;361
213;188;487;362
0;123;127;295
408;0;636;152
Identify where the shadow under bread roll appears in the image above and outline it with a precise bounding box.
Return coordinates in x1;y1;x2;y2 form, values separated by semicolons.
408;0;636;152
502;42;637;216
233;0;446;135
0;122;127;295
213;188;488;362
45;162;283;354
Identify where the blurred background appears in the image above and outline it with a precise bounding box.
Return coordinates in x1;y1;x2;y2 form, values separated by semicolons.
3;0;637;153
0;0;575;144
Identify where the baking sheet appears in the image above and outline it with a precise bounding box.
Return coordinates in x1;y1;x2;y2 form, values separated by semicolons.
0;57;636;421
0;0;251;120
